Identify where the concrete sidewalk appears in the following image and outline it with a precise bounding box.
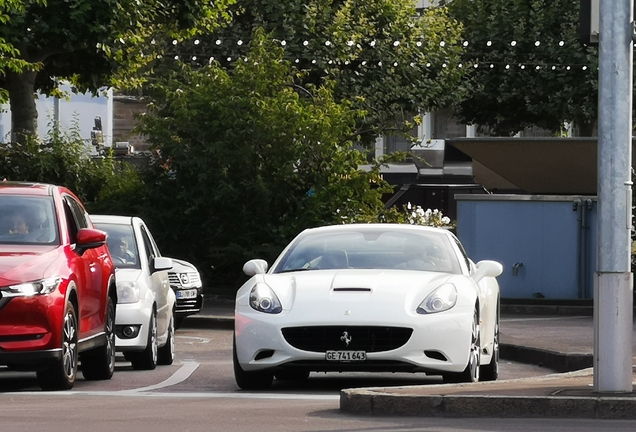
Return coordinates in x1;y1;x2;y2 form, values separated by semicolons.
184;296;636;419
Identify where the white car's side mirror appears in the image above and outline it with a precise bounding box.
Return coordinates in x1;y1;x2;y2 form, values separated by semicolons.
474;260;504;283
153;256;173;272
243;259;268;276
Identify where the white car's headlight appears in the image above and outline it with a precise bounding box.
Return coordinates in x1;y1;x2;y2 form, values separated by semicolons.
417;283;457;314
249;283;282;314
117;281;141;304
0;277;62;298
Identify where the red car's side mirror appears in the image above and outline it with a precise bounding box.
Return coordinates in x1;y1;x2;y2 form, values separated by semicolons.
76;228;107;255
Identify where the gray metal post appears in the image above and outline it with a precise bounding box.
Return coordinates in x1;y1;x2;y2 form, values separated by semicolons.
595;0;634;393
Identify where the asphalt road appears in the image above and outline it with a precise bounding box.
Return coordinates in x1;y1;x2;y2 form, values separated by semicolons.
2;326;635;431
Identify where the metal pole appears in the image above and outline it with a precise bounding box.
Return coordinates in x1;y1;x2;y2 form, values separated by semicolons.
594;0;634;393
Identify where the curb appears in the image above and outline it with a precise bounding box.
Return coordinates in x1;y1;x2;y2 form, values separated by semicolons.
500;343;593;372
339;389;636;419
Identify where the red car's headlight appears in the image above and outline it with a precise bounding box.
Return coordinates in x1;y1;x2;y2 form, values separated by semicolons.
0;276;62;298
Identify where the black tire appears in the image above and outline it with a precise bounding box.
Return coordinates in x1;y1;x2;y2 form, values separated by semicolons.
81;297;116;381
174;316;185;330
274;370;310;381
443;309;481;384
233;335;273;390
480;299;500;382
37;302;78;391
130;310;157;370
157;315;175;366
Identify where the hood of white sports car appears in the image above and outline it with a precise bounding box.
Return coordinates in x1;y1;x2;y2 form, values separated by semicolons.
262;269;455;323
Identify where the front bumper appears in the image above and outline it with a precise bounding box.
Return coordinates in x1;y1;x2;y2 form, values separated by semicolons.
234;304;474;376
0;348;62;370
172;288;203;317
114;299;152;351
0;292;65;355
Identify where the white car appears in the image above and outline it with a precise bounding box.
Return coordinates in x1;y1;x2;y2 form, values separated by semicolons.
91;215;176;370
233;223;503;390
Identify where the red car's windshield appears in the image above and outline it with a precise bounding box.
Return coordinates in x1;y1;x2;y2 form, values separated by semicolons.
0;195;59;245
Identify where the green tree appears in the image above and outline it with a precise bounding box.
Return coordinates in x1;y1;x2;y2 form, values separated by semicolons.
0;0;234;142
443;0;598;136
158;0;466;144
0;0;43;103
136;30;397;289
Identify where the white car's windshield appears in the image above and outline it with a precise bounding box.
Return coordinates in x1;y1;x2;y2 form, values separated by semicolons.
0;195;58;245
274;228;461;274
94;223;141;270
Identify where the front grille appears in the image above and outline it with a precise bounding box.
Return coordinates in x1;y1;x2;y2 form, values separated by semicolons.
168;271;202;288
281;326;413;353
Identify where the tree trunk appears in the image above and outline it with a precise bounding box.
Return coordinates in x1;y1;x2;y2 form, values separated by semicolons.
6;70;39;143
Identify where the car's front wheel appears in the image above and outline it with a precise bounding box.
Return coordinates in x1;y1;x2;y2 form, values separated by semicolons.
443;309;480;384
130;310;158;370
233;335;273;390
81;297;116;380
37;301;78;390
157;314;175;365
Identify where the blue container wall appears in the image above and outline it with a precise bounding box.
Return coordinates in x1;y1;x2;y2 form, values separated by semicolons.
457;198;597;299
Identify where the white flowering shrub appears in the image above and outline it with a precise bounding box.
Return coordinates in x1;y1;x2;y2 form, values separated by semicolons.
404;202;456;229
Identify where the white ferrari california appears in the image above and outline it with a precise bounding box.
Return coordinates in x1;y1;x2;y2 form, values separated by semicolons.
233;223;503;390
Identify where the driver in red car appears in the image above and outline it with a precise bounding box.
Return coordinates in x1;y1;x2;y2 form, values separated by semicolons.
9;214;29;235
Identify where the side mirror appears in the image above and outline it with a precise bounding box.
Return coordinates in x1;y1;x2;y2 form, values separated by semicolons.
474;260;503;283
153;256;173;272
76;228;107;255
243;259;268;276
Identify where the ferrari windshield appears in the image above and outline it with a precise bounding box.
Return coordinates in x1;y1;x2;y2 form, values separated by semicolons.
273;227;461;274
0;195;59;245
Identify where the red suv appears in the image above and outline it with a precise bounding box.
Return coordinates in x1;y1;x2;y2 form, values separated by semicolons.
0;182;117;390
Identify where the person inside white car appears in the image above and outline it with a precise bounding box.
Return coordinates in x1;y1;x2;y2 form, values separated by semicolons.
109;235;136;265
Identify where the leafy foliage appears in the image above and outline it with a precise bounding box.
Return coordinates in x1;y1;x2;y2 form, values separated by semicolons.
443;0;598;136
156;0;466;145
0;0;235;139
136;30;399;288
0;122;143;212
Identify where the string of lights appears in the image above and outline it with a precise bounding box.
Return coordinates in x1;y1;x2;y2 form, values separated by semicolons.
159;52;597;72
150;36;600;71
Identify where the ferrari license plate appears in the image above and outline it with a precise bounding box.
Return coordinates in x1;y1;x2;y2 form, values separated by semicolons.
176;289;197;300
325;351;367;361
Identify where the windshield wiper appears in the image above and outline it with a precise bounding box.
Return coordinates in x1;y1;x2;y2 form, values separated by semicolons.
276;267;316;274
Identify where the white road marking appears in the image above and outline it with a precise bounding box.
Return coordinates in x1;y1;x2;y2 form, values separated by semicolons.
176;336;210;344
44;391;338;400
12;390;338;401
118;361;200;393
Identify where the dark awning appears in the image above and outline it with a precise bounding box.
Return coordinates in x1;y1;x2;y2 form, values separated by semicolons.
446;137;604;195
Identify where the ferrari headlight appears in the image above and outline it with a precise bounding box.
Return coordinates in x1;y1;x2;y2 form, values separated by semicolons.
0;277;62;298
249;283;282;314
117;281;141;304
417;283;457;314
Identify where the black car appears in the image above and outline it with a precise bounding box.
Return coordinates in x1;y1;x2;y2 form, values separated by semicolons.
167;258;204;329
